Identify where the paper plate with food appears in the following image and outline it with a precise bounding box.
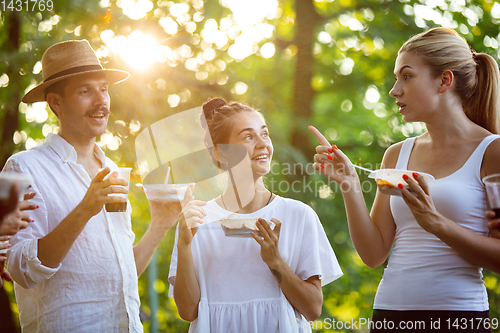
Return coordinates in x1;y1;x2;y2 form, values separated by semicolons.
368;169;435;196
217;214;275;238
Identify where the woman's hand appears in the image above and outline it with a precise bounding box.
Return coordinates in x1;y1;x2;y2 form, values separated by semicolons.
0;235;12;256
0;259;12;288
252;218;323;320
251;218;282;267
147;189;183;234
0;234;14;287
309;126;358;186
0;192;37;236
177;186;204;247
485;210;500;239
399;173;444;233
173;185;202;322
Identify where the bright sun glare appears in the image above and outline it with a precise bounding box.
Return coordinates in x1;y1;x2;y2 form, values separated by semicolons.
103;0;280;70
102;30;168;70
223;0;278;29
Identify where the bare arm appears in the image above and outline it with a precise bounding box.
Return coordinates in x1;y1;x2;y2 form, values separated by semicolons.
171;186;203;322
269;262;322;321
174;244;201;322
252;219;322;321
0;192;37;286
133;200;181;276
400;139;500;274
401;175;500;274
38;168;128;268
486;211;500;239
309;126;398;267
0;192;36;237
132;225;166;277
341;177;397;267
0;235;14;287
430;218;500;273
484;139;500;240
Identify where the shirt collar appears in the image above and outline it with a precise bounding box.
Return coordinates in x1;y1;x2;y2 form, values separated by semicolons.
45;133;107;167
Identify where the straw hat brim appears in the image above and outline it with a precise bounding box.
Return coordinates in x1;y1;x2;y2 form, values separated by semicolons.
21;68;130;104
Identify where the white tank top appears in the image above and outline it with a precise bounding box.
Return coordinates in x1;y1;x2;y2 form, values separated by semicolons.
374;135;500;311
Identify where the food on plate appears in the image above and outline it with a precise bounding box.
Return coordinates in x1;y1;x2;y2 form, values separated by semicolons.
369;169;435;196
219;214;274;237
375;179;393;189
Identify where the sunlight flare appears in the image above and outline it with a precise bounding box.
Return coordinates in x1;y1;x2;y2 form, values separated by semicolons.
101;30;173;70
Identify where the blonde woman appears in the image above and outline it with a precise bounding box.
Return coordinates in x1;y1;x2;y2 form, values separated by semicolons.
312;27;500;332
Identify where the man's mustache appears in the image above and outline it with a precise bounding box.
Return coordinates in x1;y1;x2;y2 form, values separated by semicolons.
85;107;112;117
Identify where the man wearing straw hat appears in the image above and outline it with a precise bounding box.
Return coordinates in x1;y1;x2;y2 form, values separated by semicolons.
2;40;180;332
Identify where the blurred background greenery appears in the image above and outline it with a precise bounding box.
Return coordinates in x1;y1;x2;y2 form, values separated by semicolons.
1;0;500;332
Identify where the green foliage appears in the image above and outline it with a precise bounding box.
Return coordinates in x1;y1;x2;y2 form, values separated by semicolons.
1;0;499;332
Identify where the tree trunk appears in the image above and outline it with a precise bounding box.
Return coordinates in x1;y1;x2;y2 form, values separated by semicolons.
292;0;320;160
1;12;21;169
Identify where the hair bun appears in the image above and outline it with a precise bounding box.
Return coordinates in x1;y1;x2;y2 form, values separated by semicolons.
202;98;227;124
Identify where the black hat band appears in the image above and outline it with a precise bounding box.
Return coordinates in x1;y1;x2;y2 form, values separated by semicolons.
44;64;103;82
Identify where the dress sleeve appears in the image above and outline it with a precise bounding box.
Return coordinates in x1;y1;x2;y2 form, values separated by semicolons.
3;158;60;289
294;205;343;286
167;224;180;298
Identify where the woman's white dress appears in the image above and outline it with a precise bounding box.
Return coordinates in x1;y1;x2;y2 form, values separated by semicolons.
168;195;343;333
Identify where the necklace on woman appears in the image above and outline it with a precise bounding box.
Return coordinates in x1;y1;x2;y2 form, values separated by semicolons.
221;191;274;211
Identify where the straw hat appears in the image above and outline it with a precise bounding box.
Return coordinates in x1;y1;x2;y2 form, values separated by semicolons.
22;40;129;104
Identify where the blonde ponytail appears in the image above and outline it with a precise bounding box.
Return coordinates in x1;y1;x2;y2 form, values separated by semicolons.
466;53;500;134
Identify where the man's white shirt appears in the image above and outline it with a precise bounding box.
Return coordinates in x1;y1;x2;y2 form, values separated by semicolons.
4;133;143;333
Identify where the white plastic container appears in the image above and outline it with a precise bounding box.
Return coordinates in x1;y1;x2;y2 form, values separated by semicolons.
0;171;34;202
104;167;132;213
0;171;34;254
141;183;195;202
368;169;435;196
219;215;275;238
